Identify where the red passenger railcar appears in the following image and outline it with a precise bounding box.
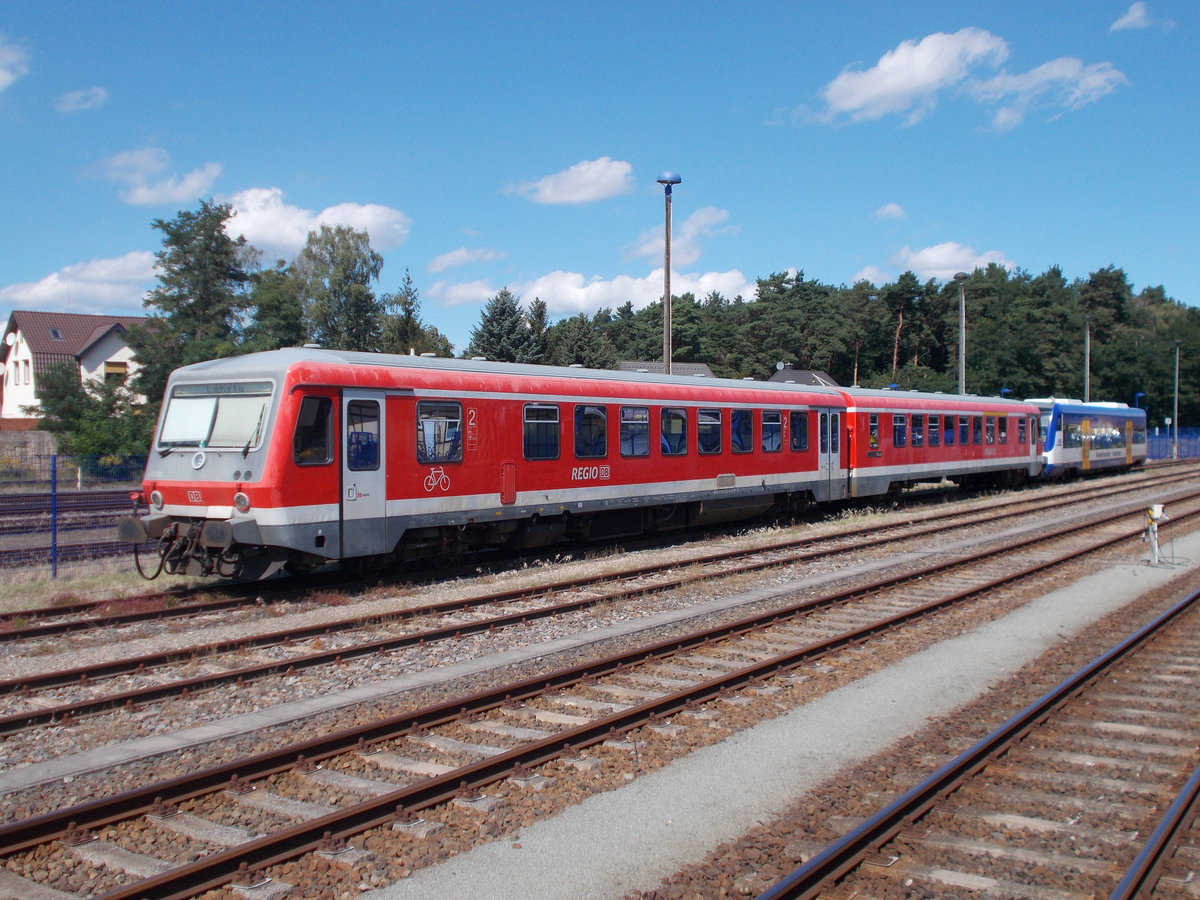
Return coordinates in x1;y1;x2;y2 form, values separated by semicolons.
838;388;1042;497
120;349;854;579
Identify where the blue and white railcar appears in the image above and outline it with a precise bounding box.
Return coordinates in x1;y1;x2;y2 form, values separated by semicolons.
1028;398;1147;477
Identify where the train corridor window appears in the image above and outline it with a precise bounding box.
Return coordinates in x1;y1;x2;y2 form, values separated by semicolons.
1018;417;1027;443
789;411;809;451
347;400;380;471
620;406;650;457
761;411;782;453
892;414;908;448
417;401;463;463
973;416;984;445
661;408;687;455
928;416;941;447
911;415;925;448
943;415;955;446
574;405;607;459
698;409;722;454
959;416;970;445
732;409;754;453
524;404;560;460
293;396;332;465
998;416;1008;443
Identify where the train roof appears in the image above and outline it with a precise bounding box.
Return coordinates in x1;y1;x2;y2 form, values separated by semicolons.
1025;397;1145;416
167;347;852;399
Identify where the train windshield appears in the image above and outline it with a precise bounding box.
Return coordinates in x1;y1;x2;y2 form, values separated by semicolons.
158;381;274;450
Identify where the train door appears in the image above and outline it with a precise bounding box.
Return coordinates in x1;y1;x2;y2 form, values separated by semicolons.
1124;420;1134;465
817;411;844;501
341;390;388;557
1080;417;1092;471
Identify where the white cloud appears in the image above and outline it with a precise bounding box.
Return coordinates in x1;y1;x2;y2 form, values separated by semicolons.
428;246;506;273
54;86;109;112
820;28;1009;125
0;252;156;314
426;279;495;308
852;265;893;286
99;146;222;205
0;34;29;93
428;267;756;319
815;27;1125;130
626;207;735;267
872;203;906;220
1110;2;1172;31
970;58;1128;130
224;187;412;258
507;157;635;204
889;242;1015;282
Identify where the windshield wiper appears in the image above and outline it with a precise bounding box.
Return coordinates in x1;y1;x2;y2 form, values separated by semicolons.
243;405;267;458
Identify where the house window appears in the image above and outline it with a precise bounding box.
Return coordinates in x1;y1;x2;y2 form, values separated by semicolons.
49;327;65;341
23;361;30;384
104;361;128;384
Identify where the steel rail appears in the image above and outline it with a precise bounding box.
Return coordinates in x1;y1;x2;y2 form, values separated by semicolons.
4;470;1191;691
3;481;1193;735
756;590;1200;900
1106;759;1200;899
83;511;1196;900
0;497;1183;883
2;465;1188;640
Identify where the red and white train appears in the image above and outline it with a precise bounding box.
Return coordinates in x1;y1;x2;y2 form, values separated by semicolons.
118;347;1045;579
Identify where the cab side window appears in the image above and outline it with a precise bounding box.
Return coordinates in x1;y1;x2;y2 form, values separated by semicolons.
294;396;332;465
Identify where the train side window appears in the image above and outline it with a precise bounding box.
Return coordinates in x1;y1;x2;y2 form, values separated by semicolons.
698;408;722;454
524;404;560;460
959;416;970;445
928;416;940;447
732;409;754;453
294;396;332;465
998;416;1008;443
943;415;955;446
417;401;463;463
761;411;782;453
911;414;924;448
790;411;809;451
620;406;650;457
347;400;380;471
574;405;607;459
661;408;687;455
867;414;880;450
1018;417;1027;443
892;414;907;448
974;416;985;445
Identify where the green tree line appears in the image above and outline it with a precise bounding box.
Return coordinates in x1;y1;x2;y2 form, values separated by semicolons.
34;199;1198;456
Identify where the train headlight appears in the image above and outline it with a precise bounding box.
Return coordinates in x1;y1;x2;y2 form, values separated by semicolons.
233;492;251;513
150;490;164;510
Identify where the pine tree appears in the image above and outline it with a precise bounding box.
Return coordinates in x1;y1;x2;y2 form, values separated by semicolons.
464;288;539;362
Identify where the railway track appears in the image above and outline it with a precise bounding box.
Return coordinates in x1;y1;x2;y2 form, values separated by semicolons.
2;468;1196;738
0;470;1195;897
758;587;1200;899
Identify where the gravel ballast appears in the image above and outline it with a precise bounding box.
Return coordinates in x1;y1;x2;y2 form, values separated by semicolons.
361;533;1199;900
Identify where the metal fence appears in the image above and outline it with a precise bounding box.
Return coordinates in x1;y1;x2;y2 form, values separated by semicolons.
0;454;146;579
1147;427;1200;460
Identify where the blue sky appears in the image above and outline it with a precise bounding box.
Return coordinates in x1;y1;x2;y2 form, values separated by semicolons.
1;1;1195;352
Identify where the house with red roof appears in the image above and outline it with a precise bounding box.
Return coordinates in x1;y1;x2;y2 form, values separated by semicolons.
1;311;147;429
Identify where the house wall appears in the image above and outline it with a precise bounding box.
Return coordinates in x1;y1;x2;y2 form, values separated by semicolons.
79;332;140;395
1;331;38;418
